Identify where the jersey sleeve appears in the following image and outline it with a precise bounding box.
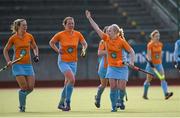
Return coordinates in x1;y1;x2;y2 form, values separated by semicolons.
147;42;152;52
102;33;109;42
122;39;132;53
79;32;85;42
5;36;14;49
30;34;37;48
98;40;105;51
51;32;61;42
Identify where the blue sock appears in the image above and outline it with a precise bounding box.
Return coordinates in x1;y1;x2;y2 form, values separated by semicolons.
119;89;125;102
26;90;32;96
143;81;150;97
161;80;168;96
110;89;118;109
96;85;105;101
60;86;66;104
117;89;120;103
66;84;73;105
19;90;27;107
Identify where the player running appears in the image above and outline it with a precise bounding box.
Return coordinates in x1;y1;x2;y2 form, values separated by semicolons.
3;19;39;112
143;30;173;100
49;16;88;111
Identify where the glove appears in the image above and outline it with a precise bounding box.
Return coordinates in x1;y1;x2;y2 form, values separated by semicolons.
149;61;154;68
174;61;180;69
80;48;86;58
33;55;39;63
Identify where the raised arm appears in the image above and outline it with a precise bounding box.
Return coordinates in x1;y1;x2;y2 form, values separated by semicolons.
85;10;104;39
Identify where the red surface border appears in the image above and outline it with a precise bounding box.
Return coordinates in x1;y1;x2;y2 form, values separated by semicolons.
0;78;179;88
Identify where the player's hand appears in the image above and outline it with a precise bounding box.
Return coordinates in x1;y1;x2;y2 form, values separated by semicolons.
33;55;39;63
129;61;134;66
149;61;154;68
58;49;63;55
80;48;86;58
85;10;91;19
174;61;180;69
7;61;12;68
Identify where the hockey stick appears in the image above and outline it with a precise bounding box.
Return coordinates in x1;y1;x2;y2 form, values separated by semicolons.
122;61;154;77
142;54;165;80
0;50;26;72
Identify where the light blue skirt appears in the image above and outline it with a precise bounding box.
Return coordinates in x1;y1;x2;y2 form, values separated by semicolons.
12;64;35;76
105;66;129;81
145;63;164;75
58;57;77;75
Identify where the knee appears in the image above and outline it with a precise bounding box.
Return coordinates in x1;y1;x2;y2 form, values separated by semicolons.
64;70;75;84
69;79;75;85
20;86;28;91
146;77;152;82
101;81;108;87
101;83;106;88
28;88;34;92
110;84;116;89
119;85;126;90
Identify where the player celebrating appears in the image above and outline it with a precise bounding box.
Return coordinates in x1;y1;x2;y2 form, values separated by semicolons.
86;10;135;112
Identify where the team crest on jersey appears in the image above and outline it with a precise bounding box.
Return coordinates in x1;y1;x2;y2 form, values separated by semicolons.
111;52;117;58
155;53;159;59
67;47;74;53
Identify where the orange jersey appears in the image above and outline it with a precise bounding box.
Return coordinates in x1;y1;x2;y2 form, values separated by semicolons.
51;30;85;62
102;33;132;67
98;40;108;68
8;32;37;64
147;41;163;64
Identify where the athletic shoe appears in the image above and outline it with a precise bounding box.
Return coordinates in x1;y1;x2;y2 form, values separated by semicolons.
111;106;117;112
19;106;25;112
165;92;173;100
143;95;149;100
58;103;64;110
62;101;71;111
117;101;125;110
94;95;100;108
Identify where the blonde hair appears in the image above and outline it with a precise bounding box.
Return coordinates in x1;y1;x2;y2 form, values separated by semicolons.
150;29;159;39
62;16;74;26
111;24;125;39
103;26;109;33
11;19;25;33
